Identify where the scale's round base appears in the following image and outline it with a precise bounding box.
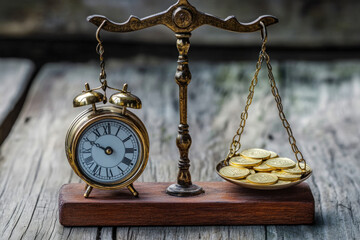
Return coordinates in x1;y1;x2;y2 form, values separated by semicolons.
166;183;204;197
216;160;312;190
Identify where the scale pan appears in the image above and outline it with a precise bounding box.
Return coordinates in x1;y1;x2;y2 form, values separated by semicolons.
216;160;312;190
109;92;142;109
73;91;104;107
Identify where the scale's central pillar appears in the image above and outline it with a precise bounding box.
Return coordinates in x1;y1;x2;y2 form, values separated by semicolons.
166;33;204;196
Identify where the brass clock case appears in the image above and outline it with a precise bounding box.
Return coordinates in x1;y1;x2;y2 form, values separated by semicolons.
65;105;149;190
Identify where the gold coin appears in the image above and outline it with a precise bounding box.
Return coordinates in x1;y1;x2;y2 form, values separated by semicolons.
234;179;249;183
246;173;278;185
240;148;271;160
229;159;245;167
219;166;250;179
253;162;275;172
265;157;296;169
249;169;256;174
271;170;301;181
268;150;279;159
229;156;262;168
273;180;291;185
228;160;237;167
283;163;312;174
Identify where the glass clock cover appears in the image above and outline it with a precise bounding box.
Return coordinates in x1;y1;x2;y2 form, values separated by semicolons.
76;119;141;184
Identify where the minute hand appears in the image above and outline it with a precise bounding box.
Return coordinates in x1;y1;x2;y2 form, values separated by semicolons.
87;139;107;151
94;143;106;151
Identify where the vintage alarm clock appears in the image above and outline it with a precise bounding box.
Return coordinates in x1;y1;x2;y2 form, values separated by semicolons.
65;83;149;198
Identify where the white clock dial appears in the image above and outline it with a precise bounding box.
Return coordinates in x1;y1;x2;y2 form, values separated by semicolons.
76;119;141;184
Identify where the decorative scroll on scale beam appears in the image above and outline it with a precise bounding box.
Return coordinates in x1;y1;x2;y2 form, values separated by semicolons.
87;0;278;197
87;0;278;34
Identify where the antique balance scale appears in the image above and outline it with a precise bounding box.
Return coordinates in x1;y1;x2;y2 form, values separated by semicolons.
59;0;315;226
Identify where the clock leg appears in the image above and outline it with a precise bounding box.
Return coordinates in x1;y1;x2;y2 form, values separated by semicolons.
84;183;89;190
127;184;139;198
84;185;93;198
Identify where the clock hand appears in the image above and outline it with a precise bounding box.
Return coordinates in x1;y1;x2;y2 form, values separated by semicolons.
95;143;114;155
94;143;106;151
87;139;107;151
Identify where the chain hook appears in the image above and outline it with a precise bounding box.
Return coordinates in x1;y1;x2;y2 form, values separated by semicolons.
96;20;106;44
95;20;107;80
96;20;106;57
260;21;267;42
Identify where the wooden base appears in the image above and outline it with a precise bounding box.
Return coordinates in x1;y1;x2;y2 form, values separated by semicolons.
59;182;314;226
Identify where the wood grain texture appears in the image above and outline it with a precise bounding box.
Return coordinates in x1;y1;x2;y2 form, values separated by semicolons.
59;182;314;226
0;59;34;145
0;57;359;239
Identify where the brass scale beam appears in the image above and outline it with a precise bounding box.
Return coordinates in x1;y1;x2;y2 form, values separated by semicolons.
88;0;278;197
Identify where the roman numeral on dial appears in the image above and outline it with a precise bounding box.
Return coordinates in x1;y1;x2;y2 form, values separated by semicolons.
103;123;111;135
93;165;102;176
122;157;132;166
125;148;134;154
115;126;121;136
102;126;108;135
106;168;114;177
93;129;101;138
82;148;91;154
117;166;124;173
123;135;132;142
84;156;94;165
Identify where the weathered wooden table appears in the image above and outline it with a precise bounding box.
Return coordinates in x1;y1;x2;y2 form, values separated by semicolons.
0;57;359;239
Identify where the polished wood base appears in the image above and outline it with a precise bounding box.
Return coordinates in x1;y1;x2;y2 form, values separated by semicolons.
59;182;314;226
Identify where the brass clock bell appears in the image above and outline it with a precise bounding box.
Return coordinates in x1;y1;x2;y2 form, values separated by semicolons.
65;21;149;198
110;84;142;111
73;83;103;110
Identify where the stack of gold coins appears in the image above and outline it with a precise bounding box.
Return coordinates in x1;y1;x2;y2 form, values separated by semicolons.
220;148;311;186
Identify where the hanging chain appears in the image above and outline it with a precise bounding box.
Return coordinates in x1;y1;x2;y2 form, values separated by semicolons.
92;19;126;96
97;43;107;85
96;20;108;93
225;39;266;161
225;22;307;172
263;50;307;172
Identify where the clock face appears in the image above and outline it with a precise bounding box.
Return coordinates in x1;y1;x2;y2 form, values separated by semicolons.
76;119;141;184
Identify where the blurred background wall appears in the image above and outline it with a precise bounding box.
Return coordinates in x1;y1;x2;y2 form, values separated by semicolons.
1;0;360;65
